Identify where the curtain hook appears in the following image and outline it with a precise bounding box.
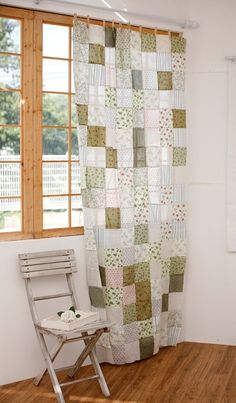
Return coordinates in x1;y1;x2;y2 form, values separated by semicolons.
139;25;142;33
119;22;122;29
87;15;90;26
112;19;115;29
154;26;158;36
168;30;171;38
103;19;106;28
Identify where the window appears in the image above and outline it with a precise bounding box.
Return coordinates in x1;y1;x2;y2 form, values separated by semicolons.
0;7;83;240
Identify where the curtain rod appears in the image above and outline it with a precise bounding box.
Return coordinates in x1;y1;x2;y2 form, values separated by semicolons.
34;0;199;30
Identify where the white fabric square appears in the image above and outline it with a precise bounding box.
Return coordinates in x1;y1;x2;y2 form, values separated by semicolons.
117;148;134;167
105;66;116;87
106;168;118;189
150;261;161;280
161;147;173;165
120;188;134;208
146;147;161;166
149;205;161;225
89;64;105;86
159;90;172;108
142;52;157;70
143;70;158;89
85;147;106;167
161;166;173;185
173;129;187;147
106;107;117;128
134;244;149;263
133;110;144;128
144;90;159;109
106;189;120;207
156;53;172;71
73;43;89;63
116;128;133;149
172;53;186;72
169;293;183;310
173;71;185;91
105;48;116;66
149;185;161;204
84;207;105;227
121;227;134;248
120;208;134;226
146;128;160;147
148;167;161;185
149;223;161;242
123;247;135;265
89;85;105;105
88;105;105;126
117;69;132;89
171;90;185;109
145;109;159;128
78;126;87;146
131;49;142;69
156;34;171;53
89;24;105;45
106;128;117;148
117;89;133;108
131;30;141;50
104;229;121;248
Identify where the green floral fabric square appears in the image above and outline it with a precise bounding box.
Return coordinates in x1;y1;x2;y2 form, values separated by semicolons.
170;256;186;275
99;266;106;286
133;89;144;110
116;48;131;69
149;242;161;261
86;167;105;188
135;281;152;321
132;70;143;89
135;224;149;244
105;287;123;306
105;87;117;108
89;43;105;65
133;128;145;148
171;36;186;53
139;336;154;359
169;274;184;292
123;303;137;324
106;207;121;229
134;147;146;167
173;147;187;166
105;27;116;47
106;147;117;168
162;293;169;312
77;104;88;125
138;318;153;339
105;248;123;267
87;126;106;147
116;108;133;129
157;72;173;90
141;33;156;52
173;109;186;128
134;262;150;282
135;186;148;206
123;265;135;286
89;286;105;308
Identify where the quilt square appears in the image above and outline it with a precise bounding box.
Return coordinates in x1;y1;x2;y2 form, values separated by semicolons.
117;69;132;88
132;70;143;90
138;318;153;338
133;128;145;148
105;287;123;306
105;87;117;108
89;24;105;45
105;248;123;267
162;293;169;312
156;35;171;53
116;108;133;129
134;261;150;282
116;28;131;49
106;207;121;229
169;274;184;292
134;167;148;186
106;147;117;168
135;281;152;321
105;27;116;47
133;89;144;110
143;70;158;90
121;227;134;248
88;105;105;126
87;126;106;147
117;88;133;108
124;323;139;343
77;104;88;125
173;147;187;166
116;48;131;69
123;265;135;286
172;109;186;128
157;71;173;90
123;303;137;324
170;256;186;275
106;267;123;287
89;286;105;308
89;43;105;65
134;147;146;167
141;32;156;52
139;336;154;359
86;167;105;188
171;36;186;53
123;284;136;305
134;224;149;245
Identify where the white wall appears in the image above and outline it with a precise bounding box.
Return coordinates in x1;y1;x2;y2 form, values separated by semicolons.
2;0;236;386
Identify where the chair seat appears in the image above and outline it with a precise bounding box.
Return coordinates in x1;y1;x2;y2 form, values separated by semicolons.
36;319;112;337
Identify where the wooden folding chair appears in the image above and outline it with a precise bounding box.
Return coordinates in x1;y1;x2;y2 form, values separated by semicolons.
19;249;111;403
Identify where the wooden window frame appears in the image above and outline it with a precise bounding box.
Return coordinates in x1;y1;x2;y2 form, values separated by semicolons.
0;6;84;241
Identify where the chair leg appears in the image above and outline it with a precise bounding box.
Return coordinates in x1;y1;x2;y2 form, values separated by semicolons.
33;336;65;386
37;332;65;403
89;349;110;397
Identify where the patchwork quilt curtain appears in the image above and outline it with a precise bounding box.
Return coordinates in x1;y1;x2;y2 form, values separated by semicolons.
73;20;186;364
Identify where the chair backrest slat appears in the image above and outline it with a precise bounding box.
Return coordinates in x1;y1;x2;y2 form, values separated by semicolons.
19;249;77;277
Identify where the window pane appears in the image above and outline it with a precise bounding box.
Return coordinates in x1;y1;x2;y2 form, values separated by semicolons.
43;196;68;229
0;18;20;54
43;24;69;58
43;59;68;92
43;162;68;195
71;196;83;227
43;93;68;126
0;91;20;124
43;128;68;159
71;162;80;194
71;129;79;160
0;198;21;232
0;55;20;90
0;163;21;197
0;127;20;159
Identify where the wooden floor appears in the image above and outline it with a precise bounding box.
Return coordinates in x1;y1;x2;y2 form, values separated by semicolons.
1;342;236;403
